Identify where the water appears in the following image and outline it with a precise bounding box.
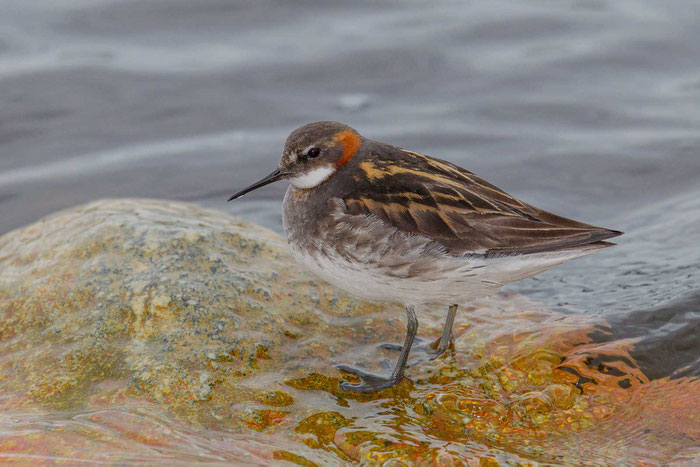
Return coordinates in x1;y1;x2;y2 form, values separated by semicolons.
1;0;698;463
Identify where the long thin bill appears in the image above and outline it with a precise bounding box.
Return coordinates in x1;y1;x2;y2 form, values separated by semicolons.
227;168;283;201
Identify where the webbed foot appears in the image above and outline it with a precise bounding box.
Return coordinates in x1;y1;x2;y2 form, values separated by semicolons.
337;365;403;392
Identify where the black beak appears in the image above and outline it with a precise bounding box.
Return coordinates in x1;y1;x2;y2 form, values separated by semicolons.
227;168;284;201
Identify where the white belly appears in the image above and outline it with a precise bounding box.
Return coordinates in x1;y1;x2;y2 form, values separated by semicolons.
288;242;594;306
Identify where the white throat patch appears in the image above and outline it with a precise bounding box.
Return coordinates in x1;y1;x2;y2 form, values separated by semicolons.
290;165;336;188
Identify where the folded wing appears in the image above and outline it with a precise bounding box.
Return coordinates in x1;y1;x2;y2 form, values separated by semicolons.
343;149;622;256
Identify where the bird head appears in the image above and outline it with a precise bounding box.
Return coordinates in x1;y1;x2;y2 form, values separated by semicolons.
228;121;361;201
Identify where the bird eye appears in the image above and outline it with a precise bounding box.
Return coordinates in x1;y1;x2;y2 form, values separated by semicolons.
306;147;321;159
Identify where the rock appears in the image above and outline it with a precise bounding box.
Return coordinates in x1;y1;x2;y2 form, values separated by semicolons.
0;199;395;417
0;199;696;464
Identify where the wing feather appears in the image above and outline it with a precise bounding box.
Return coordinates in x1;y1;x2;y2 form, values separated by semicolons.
343;148;622;255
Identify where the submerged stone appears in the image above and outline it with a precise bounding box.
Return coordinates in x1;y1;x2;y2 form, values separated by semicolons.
0;199;696;464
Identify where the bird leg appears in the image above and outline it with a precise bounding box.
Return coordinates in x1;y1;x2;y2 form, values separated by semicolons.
435;303;458;355
380;304;457;360
338;305;417;393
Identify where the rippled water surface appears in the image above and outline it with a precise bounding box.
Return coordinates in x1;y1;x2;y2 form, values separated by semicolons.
1;0;698;464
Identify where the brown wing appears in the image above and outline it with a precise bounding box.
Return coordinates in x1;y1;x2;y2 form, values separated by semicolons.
343;148;622;255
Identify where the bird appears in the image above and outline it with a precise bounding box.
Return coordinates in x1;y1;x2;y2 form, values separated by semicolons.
228;121;622;393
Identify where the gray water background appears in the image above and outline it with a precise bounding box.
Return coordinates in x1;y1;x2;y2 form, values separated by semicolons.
0;0;698;380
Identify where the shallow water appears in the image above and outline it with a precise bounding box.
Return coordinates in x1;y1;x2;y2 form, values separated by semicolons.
0;0;698;464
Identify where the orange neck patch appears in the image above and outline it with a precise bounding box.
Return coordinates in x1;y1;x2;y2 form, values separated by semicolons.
334;129;361;169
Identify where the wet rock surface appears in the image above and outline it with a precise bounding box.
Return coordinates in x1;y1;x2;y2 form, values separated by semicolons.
0;199;696;464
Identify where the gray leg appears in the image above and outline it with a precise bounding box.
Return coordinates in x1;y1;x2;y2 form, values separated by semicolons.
338;305;418;393
435;304;458;356
380;304;457;359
